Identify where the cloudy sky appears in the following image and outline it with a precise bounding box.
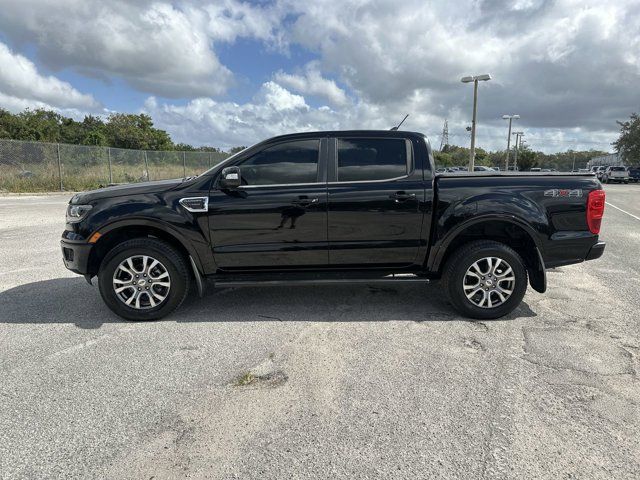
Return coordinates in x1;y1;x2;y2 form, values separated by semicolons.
0;0;638;152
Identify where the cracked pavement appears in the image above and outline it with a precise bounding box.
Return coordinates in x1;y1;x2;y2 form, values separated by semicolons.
0;185;639;479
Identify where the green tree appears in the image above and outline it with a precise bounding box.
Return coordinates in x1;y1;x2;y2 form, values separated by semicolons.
228;146;247;154
82;130;107;146
434;151;455;168
104;113;174;151
174;143;196;151
516;146;537;171
613;113;640;165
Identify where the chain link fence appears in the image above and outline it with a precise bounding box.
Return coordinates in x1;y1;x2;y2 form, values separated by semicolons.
0;138;229;192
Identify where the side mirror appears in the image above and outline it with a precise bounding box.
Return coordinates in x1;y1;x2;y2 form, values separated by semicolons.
220;166;241;189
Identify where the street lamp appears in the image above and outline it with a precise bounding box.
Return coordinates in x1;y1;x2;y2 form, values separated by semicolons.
502;114;520;170
512;131;524;171
461;74;491;171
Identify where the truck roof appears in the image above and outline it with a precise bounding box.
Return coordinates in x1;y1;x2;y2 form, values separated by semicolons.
262;130;427;142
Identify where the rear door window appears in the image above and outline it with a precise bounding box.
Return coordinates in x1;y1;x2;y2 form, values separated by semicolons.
336;138;410;182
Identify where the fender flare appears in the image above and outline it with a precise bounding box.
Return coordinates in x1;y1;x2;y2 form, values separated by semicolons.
91;217;207;273
427;214;545;275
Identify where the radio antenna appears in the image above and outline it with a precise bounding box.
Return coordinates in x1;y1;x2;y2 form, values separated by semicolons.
390;114;409;131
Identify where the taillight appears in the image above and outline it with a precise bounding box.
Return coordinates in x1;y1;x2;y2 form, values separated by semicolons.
587;190;606;234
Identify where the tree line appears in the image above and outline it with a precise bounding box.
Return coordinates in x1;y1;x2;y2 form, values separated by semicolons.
2;107;638;167
0;108;238;153
435;145;609;171
436;112;640;170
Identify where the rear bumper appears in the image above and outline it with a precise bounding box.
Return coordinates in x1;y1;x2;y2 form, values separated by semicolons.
585;241;606;261
61;239;93;275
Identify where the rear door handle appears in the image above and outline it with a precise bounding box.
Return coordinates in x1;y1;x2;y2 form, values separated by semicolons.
389;191;416;203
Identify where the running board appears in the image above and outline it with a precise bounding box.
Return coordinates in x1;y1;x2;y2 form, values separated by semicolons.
212;272;429;288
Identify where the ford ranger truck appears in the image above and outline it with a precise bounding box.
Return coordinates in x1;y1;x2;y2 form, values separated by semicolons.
61;130;606;321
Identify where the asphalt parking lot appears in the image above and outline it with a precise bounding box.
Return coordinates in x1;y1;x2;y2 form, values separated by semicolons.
1;185;639;479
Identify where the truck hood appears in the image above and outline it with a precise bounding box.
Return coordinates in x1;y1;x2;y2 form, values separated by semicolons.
71;178;185;204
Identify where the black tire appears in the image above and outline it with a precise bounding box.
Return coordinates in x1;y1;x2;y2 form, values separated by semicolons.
441;240;528;320
98;238;191;321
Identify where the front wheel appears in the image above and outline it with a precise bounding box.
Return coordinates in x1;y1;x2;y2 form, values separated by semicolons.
441;240;528;319
98;238;191;321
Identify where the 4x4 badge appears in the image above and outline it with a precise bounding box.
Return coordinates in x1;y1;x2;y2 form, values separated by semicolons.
544;189;583;197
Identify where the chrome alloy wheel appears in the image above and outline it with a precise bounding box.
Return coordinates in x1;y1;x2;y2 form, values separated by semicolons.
463;257;515;309
112;255;171;309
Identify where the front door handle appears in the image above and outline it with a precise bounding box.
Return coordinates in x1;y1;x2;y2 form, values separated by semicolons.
292;196;319;207
389;191;417;203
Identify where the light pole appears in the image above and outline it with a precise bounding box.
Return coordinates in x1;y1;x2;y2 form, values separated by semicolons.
461;74;491;171
502;114;519;170
512;131;523;171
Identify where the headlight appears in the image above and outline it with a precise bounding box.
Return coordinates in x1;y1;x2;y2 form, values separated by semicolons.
66;204;93;223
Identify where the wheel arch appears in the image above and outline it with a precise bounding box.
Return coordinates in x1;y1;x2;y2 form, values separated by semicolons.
429;215;546;293
86;218;204;276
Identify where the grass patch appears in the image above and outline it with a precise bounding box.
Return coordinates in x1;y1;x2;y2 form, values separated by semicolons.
233;371;257;387
0;163;213;193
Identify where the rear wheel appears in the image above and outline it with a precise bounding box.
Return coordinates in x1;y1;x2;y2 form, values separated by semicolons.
98;238;191;321
442;240;528;319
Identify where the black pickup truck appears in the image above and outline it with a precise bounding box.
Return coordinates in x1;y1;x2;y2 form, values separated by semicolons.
61;130;606;320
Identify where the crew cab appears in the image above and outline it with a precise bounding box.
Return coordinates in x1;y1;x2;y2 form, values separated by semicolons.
61;131;606;321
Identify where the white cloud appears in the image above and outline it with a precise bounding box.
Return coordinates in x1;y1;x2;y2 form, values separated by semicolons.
256;82;309;111
0;42;99;112
0;0;638;152
0;0;235;98
144;82;446;150
274;63;349;107
199;0;285;46
144;83;324;149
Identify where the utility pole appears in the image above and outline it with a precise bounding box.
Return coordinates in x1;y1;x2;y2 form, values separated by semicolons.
56;143;63;191
512;132;523;171
461;74;491;171
502;114;519;171
439;119;449;152
107;147;113;184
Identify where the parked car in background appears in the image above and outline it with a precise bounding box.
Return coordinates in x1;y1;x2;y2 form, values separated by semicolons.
473;166;494;172
627;166;640;183
530;167;542;172
602;166;629;184
595;166;607;180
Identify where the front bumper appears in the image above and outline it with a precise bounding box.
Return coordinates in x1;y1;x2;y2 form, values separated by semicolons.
61;239;93;275
585;241;606;261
